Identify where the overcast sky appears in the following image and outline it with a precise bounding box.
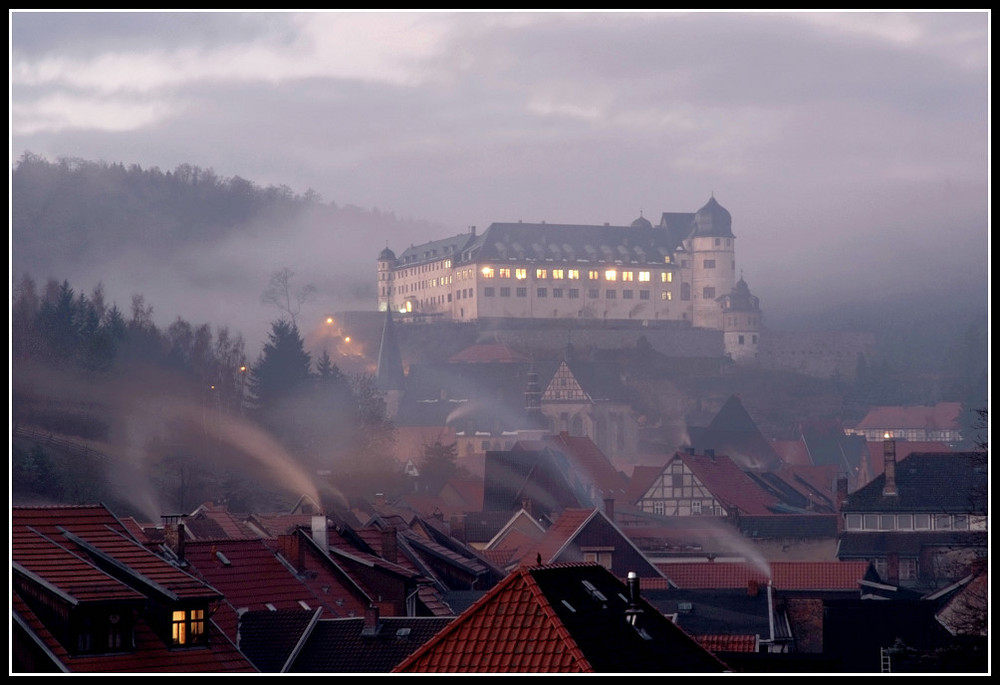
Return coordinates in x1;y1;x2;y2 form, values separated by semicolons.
10;10;990;353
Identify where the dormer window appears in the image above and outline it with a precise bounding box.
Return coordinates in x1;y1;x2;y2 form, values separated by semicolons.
172;608;206;646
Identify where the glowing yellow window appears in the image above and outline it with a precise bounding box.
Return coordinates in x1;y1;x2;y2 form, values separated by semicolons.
660;272;673;283
622;271;634;282
604;269;617;282
568;269;580;280
638;271;650;282
172;609;206;646
499;268;511;279
588;270;600;280
664;256;671;264
552;269;564;279
536;268;548;279
481;266;494;278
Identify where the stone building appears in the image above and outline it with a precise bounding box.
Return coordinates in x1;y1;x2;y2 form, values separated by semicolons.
376;197;762;364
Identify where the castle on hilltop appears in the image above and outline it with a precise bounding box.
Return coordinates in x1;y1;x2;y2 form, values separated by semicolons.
377;196;763;363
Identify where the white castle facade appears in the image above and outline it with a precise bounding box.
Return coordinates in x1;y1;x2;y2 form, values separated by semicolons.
377;196;763;362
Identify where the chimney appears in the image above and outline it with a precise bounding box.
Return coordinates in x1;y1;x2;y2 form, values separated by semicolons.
604;498;615;521
705;448;715;460
311;514;328;550
624;571;644;626
882;437;898;497
381;526;398;563
361;604;380;637
162;515;187;563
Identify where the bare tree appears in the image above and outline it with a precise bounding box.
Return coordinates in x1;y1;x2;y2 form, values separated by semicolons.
261;267;316;327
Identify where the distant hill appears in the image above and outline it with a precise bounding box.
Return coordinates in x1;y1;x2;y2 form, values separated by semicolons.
11;152;455;353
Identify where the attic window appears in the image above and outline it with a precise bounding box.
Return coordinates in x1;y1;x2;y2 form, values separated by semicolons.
298;601;311;610
215;550;231;566
171;609;206;646
396;628;412;639
561;600;577;613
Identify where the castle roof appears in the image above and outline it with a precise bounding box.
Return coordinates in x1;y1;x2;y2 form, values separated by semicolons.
691;195;734;239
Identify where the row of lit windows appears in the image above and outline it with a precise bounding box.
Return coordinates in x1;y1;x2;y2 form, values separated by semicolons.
843;513;974;532
483;287;673;301
480;266;673;283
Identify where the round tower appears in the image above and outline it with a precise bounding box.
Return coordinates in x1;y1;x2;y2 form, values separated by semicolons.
720;275;762;364
376;244;396;312
688;196;736;330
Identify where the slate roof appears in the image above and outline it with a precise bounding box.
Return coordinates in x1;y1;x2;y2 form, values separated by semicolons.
836;531;984;558
237;607;320;673
393;563;730;673
840;452;986;513
642;588;771;641
289;615;456;672
467;221;686;267
687;394;782;471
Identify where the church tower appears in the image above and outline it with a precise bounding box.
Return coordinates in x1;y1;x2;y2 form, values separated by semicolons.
687;196;736;330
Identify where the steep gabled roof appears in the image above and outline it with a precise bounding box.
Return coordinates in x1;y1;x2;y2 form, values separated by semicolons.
393;563;729;673
671;451;782;516
509;508;664;578
688;395;782;471
13;504;220;602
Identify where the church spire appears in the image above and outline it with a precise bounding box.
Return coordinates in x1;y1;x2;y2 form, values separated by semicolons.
375;306;406;391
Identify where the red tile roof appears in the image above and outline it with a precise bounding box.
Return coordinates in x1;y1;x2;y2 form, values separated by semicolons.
852;402;962;431
13;505;220;601
695;634;759;653
13;592;256;673
674;452;782;516
544;432;629;497
393;563;728;673
180;538;367;641
653;561;871;591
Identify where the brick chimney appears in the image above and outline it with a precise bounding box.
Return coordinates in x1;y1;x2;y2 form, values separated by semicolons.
162;515;187;563
603;498;615;521
882;437;898;497
361;604;380;637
